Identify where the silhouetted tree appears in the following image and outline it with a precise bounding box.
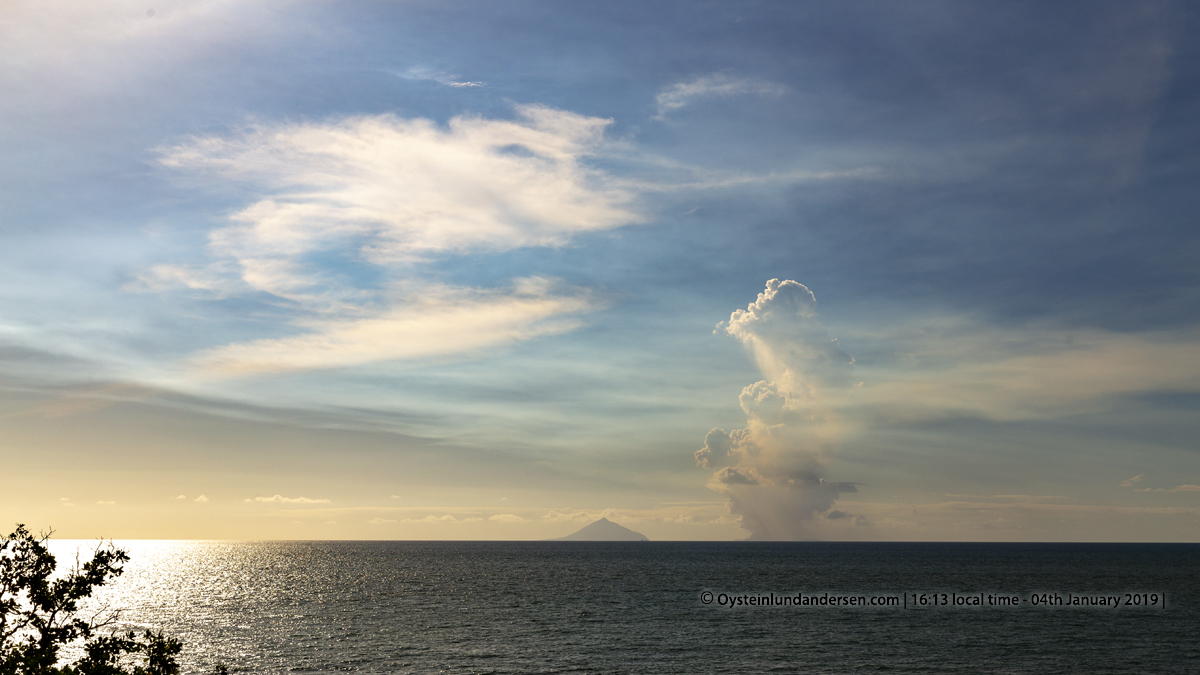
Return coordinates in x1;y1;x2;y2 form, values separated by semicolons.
0;525;181;675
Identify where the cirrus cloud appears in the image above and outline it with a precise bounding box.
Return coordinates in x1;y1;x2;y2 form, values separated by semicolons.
654;73;785;119
141;105;639;376
193;279;597;375
155;105;638;275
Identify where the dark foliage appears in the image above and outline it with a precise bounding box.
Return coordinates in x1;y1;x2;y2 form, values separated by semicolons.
0;525;181;675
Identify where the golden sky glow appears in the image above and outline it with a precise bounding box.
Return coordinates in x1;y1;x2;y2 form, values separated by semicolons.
3;1;1198;541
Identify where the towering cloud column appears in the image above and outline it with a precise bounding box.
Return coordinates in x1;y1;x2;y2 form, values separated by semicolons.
698;279;860;539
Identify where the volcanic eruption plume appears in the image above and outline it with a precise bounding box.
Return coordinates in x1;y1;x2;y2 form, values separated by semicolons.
698;279;862;539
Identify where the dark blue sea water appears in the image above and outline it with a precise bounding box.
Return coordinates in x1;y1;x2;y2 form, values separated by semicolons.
58;541;1199;674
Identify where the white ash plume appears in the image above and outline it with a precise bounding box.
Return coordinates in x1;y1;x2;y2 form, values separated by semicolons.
699;279;862;539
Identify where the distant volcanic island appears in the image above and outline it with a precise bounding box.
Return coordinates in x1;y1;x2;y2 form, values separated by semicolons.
553;517;649;541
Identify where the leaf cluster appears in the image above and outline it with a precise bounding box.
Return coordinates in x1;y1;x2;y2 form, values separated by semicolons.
0;525;181;675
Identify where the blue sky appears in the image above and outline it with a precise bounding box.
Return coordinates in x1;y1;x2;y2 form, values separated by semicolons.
3;1;1198;540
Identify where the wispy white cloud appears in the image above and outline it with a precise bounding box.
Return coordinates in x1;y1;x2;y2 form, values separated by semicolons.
390;66;484;88
246;494;331;504
131;261;244;298
629;166;880;193
654;73;785;119
157;105;636;269
144;105;639;375
194;494;209;502
1119;474;1144;487
1134;484;1200;493
192;278;596;375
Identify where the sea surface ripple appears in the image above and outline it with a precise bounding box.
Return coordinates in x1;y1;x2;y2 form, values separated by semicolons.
49;541;1200;674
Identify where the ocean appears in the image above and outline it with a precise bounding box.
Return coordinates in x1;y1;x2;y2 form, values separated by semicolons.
51;541;1199;674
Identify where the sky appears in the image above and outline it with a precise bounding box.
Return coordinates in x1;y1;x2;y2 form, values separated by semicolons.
2;0;1198;541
